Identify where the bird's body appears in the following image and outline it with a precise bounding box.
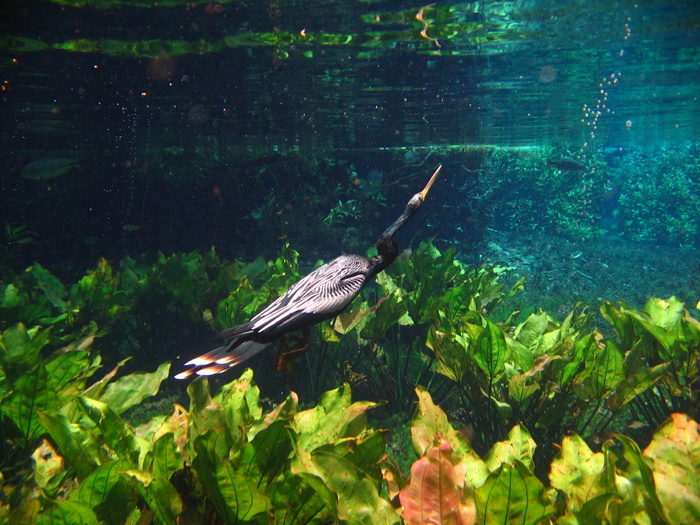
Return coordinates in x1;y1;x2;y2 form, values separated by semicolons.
175;165;441;379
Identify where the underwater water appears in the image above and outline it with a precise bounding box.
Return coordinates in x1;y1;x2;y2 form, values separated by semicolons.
2;2;700;523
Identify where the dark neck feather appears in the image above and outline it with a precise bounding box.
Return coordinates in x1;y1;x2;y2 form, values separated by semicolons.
368;197;420;277
369;235;398;277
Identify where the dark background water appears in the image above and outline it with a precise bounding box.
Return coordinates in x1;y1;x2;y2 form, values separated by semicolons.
1;0;699;296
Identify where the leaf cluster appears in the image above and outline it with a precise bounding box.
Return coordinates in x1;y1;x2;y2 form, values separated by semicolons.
0;247;302;369
1;326;698;524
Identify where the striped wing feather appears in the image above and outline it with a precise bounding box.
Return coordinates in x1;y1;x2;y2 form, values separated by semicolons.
175;254;371;378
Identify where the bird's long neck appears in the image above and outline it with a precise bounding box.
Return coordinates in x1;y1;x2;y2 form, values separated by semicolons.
369;203;417;277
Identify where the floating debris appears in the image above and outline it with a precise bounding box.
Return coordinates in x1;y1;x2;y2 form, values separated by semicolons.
20;158;80;180
122;224;143;231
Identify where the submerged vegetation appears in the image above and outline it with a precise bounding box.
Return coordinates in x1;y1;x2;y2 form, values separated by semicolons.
1;241;699;523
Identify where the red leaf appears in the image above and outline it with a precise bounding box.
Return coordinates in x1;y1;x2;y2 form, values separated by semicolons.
400;436;476;525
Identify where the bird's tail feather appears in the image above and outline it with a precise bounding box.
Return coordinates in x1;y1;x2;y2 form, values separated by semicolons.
174;340;271;379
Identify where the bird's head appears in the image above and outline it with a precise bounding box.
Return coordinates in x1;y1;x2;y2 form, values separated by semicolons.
405;164;442;210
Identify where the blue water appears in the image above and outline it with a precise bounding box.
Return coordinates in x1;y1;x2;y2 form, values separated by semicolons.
1;0;698;299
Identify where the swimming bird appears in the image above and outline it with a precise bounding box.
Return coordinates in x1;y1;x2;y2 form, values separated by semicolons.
174;165;442;379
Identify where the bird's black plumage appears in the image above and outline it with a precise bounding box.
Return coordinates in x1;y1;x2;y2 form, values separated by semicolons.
174;165;441;379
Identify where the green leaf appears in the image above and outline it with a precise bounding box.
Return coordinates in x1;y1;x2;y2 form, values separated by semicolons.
411;386;489;488
122;470;183;525
45;350;92;397
0;323;51;369
484;425;537;473
643;413;700;523
512;311;549;351
77;396;141;464
243;419;294;487
39;411;97;480
475;460;555;524
549;434;604;493
589;340;624;398
32;262;68;311
615;433;666;524
560;332;596;387
426;327;469;383
143;433;183;480
35;499;98;525
474;318;507;379
186;377;229;445
600;301;637;349
213;368;262;443
96;362;170;415
605;361;671;411
3;363;56;444
293;445;401;524
69;458;132;509
643;297;684;330
268;471;332;524
192;430;269;524
508;373;540;404
293;382;375;451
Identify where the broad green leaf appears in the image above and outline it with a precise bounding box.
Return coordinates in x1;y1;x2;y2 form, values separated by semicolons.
426;327;469;383
268;471;333;524
549;434;604;494
615;433;666;524
80;357;130;405
122;470;183;525
474;318;507;379
96;362;170;415
192;430;268;524
35;499;98;525
187;377;229;445
39;411;97;480
508;373;540;404
589;340;624;398
643;297;684;330
637;319;679;357
644;413;700;524
475;460;555;525
293;382;375;451
560;332;596;386
600;301;636;349
242;419;294;487
294;445;401;524
32;262;68;311
143;433;183;480
45;350;92;397
249;391;299;438
77;397;141;464
69;458;132;509
333;300;376;335
214;368;262;443
512;311;549;351
605;361;671;411
4;363;56;444
484;425;536;473
400;437;476;525
0;323;50;369
411;386;489;488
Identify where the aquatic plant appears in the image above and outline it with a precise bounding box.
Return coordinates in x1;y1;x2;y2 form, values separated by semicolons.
615;144;700;248
2;242;700;522
482;148;610;241
2;334;697;524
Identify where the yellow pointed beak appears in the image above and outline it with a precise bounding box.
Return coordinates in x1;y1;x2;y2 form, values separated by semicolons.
420;164;442;200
